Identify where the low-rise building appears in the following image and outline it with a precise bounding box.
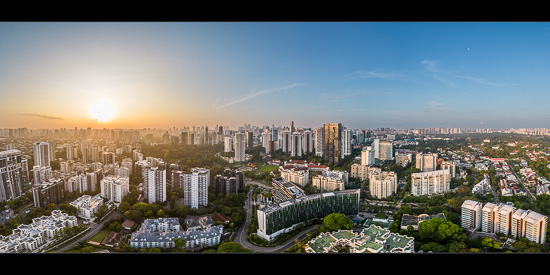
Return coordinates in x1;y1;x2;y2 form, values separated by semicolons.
129;217;223;251
69;195;104;220
305;224;414;253
0;210;77;253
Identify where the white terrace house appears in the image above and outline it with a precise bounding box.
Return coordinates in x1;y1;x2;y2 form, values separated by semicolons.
0;210;78;253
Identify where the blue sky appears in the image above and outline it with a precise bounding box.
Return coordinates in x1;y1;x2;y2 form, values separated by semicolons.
1;22;550;130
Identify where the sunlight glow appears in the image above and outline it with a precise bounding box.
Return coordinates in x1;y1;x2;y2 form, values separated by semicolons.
90;99;116;122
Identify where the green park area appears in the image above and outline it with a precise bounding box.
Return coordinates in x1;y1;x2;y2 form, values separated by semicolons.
258;165;279;173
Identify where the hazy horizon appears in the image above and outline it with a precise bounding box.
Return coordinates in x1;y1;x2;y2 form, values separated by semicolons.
2;22;550;130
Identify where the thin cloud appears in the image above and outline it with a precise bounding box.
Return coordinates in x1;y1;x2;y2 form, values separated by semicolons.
353;70;399;79
20;113;64;120
421;59;504;87
428;100;445;110
216;83;304;109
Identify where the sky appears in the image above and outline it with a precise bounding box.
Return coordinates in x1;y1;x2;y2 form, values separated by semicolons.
1;22;550;130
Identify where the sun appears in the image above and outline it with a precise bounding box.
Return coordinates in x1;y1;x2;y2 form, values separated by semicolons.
90;99;116;122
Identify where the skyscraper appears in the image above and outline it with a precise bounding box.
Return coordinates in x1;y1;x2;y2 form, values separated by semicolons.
33;141;51;167
411;169;451;196
100;175;129;203
33;165;52;185
32;178;65;208
361;146;375;166
323;123;343;166
234;132;246;162
461;200;482;231
291;132;302;157
314;127;323;157
280;130;291;154
101;152;116;165
143;165;167;204
183;168;210;209
246;131;253;151
261;131;271;154
379;141;393;160
416;153;438;172
302;129;314;154
343;128;352;156
0;150;29;203
373;138;380;159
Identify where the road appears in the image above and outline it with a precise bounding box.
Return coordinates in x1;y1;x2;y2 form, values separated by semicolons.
53;179;311;253
53;208;122;253
234;181;316;253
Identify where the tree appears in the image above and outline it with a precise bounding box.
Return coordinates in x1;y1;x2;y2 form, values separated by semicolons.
323;213;354;232
173;238;187;252
418;217;462;242
119;201;130;212
481;237;501;251
217;242;250;252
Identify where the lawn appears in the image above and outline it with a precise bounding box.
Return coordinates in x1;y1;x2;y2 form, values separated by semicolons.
90;230;110;243
258;165;279;172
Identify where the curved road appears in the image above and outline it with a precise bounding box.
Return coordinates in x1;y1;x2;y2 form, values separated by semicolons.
53;180;313;253
54;208;122;253
234;183;316;253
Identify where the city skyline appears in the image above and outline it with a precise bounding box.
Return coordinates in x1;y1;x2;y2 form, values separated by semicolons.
2;22;550;130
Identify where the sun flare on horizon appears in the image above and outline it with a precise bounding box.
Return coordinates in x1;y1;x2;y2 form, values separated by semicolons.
90;99;117;122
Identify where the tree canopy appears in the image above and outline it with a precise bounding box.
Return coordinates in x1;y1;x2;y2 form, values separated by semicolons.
323;213;354;232
418;217;462;242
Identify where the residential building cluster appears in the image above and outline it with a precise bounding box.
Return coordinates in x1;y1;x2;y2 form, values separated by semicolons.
0;150;29;204
213;169;245;196
0;210;77;253
69;194;104;220
256;189;360;241
461;200;548;245
129;217;223;250
305;224;414;253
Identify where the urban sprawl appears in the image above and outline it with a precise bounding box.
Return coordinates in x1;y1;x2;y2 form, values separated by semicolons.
0;123;549;253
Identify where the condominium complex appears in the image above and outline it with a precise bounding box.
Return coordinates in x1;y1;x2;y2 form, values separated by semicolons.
129;217;223;250
279;165;309;187
361;146;375;166
234;132;246;162
350;163;371;181
69;194;104;220
461;200;482;231
314;127;323;157
305;224;414;253
378;141;393;160
0;210;77;253
369;169;397;199
182;168;210;209
416;153;438;172
257;189;360;241
101;152;116;165
143;165;167;204
32;178;65;209
290;132;302;157
410;169;451;196
100;175;129;203
271;177;306;203
343;128;352;156
323;123;343;166
312;174;345;192
302;129;314;154
33;141;51;167
461;200;548;244
33;165;52;185
0;150;29;203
